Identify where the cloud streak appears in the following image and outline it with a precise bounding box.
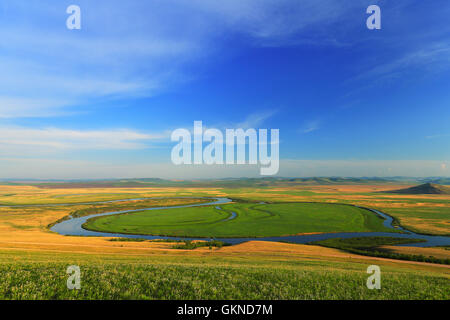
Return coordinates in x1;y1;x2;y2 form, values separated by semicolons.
354;42;450;83
0;127;168;153
301;120;321;134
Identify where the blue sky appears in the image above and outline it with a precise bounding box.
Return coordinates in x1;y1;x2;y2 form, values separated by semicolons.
0;0;449;179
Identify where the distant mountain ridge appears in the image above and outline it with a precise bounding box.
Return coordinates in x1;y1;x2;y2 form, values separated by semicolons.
388;183;450;195
417;178;450;185
0;177;416;189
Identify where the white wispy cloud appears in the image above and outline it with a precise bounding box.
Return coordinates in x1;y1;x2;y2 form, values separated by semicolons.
0;97;74;118
197;110;278;134
189;0;358;41
355;42;450;82
301;120;321;134
0;127;168;153
235;110;278;129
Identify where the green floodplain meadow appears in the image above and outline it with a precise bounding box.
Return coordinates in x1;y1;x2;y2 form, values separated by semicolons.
83;202;395;238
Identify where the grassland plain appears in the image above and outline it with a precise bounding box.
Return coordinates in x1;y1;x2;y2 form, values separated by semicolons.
0;245;448;300
0;184;448;300
83;202;395;237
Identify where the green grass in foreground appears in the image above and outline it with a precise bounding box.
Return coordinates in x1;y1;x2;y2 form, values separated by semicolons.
313;237;450;265
0;250;448;300
84;202;395;238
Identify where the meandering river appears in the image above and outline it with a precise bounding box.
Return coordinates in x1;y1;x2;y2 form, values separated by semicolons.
40;197;449;247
